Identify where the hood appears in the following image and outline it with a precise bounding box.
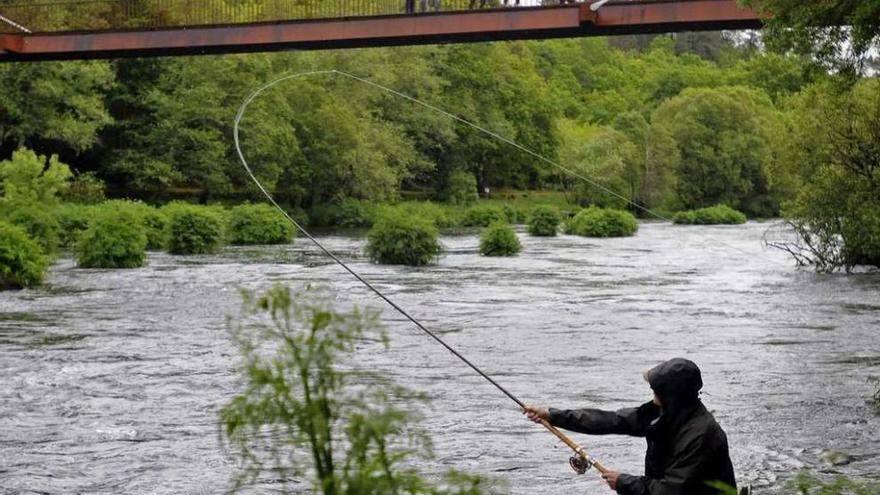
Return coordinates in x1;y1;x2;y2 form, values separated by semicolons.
644;358;703;404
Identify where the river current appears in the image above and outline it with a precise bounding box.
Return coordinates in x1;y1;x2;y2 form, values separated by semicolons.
1;222;878;494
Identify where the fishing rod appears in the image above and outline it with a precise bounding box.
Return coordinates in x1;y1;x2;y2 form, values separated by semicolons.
233;70;608;477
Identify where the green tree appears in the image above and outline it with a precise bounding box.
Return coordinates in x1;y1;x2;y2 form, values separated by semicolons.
0;148;72;205
0;61;113;152
742;0;880;73
652;86;783;216
768;80;880;271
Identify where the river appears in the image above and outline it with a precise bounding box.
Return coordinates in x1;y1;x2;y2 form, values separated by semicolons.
1;222;878;494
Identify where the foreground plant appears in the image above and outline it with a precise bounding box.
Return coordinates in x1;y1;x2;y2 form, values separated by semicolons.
220;285;489;495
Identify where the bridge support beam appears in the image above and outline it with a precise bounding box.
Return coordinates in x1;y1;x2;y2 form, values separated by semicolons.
0;1;760;62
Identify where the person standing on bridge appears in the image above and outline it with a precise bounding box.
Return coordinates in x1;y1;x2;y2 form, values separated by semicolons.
420;0;441;12
524;358;737;495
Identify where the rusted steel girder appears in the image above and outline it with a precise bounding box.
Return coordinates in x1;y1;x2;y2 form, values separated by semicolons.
0;1;761;62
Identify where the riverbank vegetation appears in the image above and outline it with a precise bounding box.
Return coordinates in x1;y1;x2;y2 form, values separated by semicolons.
221;285;489;494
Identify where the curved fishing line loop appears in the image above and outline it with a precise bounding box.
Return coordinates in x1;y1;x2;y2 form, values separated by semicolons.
234;70;526;410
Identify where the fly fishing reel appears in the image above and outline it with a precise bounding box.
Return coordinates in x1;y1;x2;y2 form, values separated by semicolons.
569;452;593;474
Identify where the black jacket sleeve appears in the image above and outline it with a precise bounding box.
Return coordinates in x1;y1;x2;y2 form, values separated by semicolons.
614;426;710;495
547;401;658;437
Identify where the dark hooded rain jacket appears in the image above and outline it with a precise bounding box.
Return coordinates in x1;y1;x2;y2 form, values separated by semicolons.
548;360;736;495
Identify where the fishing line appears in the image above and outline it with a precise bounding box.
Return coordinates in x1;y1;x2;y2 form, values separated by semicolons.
234;70;525;409
233;69;784;475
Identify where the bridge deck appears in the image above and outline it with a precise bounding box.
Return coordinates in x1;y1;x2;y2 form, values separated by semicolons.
0;1;761;62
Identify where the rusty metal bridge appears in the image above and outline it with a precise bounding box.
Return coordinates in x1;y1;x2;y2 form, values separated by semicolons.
0;0;761;61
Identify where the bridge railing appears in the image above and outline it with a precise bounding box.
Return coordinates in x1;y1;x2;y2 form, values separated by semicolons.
0;0;563;33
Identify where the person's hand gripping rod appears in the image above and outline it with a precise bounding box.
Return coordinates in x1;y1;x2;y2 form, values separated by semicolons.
523;406;609;475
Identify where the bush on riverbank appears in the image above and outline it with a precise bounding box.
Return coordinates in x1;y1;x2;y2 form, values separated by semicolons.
228;203;294;245
101;200;168;250
6;204;60;255
567;207;638;237
527;205;561;236
375;201;461;229
366;214;441;265
462;205;507;227
164;204;225;255
673;204;747;225
0;221;49;290
75;212;147;268
54;204;92;248
309;199;375;228
480;221;521;256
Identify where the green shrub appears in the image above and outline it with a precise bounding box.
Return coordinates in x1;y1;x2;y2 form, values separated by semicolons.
462;205;507;227
479;221;522;256
101;200;168;250
0;221;49;290
443;169;477;205
5;204;60;255
375;201;462;229
54;203;92;248
527;205;561;236
673;204;747;225
61;172;105;204
567;207;639;237
366;214;442;266
75;212;147;268
309;199;375;228
501;204;528;224
0;148;71;204
165;204;225;255
228;203;295;245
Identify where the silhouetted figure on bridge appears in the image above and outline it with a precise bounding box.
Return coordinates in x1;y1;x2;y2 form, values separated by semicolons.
405;0;415;14
420;0;441;12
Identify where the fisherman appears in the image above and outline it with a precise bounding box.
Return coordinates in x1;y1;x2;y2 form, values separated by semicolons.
524;358;736;495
